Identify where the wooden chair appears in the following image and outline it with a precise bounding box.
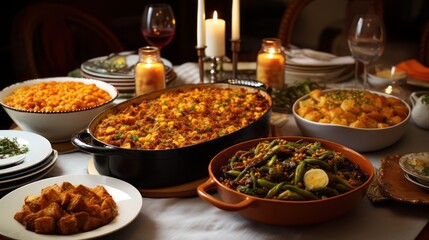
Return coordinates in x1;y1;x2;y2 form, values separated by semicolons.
277;0;384;51
420;17;429;66
10;2;125;81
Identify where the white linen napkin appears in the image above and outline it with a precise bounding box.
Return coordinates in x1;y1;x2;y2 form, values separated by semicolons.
287;49;355;66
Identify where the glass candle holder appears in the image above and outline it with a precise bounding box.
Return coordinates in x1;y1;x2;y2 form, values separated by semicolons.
134;46;165;96
256;38;285;89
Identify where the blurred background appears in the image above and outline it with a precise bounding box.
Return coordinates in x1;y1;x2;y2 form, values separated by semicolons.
1;0;428;129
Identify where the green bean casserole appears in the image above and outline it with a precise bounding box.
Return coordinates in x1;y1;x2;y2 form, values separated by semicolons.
218;138;368;200
93;87;271;150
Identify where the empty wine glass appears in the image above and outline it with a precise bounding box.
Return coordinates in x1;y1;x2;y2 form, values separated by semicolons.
141;4;176;50
347;14;385;90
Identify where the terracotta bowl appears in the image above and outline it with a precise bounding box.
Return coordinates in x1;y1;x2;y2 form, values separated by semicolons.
0;77;118;142
197;136;374;226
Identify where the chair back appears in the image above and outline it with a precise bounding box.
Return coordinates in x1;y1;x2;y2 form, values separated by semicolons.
10;3;125;81
420;18;429;66
278;0;384;50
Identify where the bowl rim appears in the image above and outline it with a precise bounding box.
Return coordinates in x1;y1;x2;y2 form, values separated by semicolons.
399;152;429;181
209;136;375;204
292;88;411;131
0;77;118;114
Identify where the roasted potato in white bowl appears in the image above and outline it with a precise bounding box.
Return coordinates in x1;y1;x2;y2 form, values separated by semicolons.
292;88;411;152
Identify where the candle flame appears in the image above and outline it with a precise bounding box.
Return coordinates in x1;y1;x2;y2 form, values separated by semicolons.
213;11;218;21
268;48;275;54
385;85;393;94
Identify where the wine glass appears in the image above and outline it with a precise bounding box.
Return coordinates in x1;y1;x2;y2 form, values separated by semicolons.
141;4;176;50
347;14;385;90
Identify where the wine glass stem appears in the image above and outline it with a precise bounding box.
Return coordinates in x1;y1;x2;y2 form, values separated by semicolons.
363;63;368;90
354;61;359;87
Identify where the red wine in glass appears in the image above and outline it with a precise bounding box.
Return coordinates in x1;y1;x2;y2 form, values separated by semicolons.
141;29;175;49
141;4;176;50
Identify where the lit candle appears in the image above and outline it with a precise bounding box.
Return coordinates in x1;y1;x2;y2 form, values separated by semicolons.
196;0;206;48
134;47;165;96
231;0;240;40
205;11;225;57
256;48;285;89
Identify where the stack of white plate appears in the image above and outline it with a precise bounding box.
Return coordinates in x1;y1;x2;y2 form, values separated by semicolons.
0;130;57;192
285;49;355;84
81;52;176;96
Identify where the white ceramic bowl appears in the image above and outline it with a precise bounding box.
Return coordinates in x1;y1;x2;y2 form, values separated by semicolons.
292;89;411;152
399;152;429;186
367;64;407;89
0;77;118;142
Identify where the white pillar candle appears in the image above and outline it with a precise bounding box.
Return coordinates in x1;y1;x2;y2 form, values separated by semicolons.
196;0;206;48
205;11;225;57
231;0;240;40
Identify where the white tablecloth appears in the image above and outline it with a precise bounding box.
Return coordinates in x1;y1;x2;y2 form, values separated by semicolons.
7;63;429;240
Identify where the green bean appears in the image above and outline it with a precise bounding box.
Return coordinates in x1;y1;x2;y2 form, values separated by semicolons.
266;138;280;149
259;166;270;172
333;183;353;193
318;150;333;160
235;168;248;181
250;171;257;189
225;170;241;177
328;173;355;189
237;186;266;197
254;144;260;155
262;145;280;162
310;186;339;197
294;161;306;185
278;189;305;200
303;158;332;171
265;182;284;199
257;178;276;189
266;154;277;167
282;185;319;200
229;156;237;169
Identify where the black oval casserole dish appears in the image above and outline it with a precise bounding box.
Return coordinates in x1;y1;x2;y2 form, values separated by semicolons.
72;83;273;188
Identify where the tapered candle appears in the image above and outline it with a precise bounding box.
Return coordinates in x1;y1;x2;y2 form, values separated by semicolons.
231;0;240;40
197;0;206;48
205;11;225;57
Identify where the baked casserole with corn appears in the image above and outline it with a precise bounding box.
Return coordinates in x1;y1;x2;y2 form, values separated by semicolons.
93;87;271;150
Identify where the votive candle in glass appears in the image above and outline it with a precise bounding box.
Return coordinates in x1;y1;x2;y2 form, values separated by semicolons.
256;38;285;89
134;46;165;96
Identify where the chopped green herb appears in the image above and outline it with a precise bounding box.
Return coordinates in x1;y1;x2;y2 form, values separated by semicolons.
0;137;29;159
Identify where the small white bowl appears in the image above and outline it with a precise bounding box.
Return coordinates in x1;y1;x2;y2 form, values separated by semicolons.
0;77;118;143
399;152;429;186
367;64;407;89
292;89;411;152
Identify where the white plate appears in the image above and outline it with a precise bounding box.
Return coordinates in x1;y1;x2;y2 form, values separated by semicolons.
0;174;142;240
0;150;57;184
0;151;57;191
403;172;429;190
81;52;173;79
0;154;25;168
0;130;52;176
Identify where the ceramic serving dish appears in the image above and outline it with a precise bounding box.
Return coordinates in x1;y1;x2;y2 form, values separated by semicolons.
0;77;118;143
292;88;411;152
197;136;374;226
